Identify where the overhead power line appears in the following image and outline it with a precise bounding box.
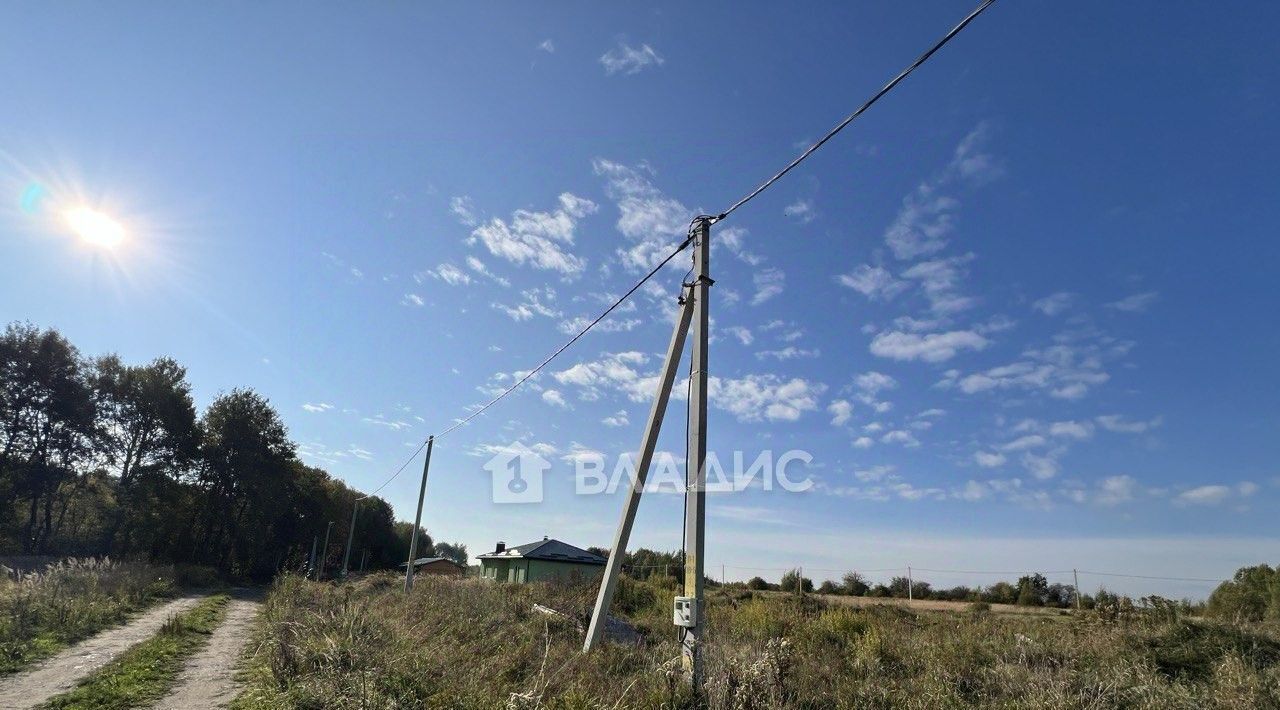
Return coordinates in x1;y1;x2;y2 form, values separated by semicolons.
716;0;998;222
1075;570;1225;584
358;227;699;499
360;0;1000;499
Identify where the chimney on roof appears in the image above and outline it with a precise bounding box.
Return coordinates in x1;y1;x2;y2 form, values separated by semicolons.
543;535;548;541
495;541;506;553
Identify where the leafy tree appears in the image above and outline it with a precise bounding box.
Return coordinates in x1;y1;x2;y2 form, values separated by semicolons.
841;571;869;596
816;580;840;595
1208;565;1279;622
1016;573;1049;606
780;569;813;593
746;576;769;591
91;355;197;555
435;541;468;566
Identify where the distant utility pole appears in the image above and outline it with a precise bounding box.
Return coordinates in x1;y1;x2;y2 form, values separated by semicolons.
1073;568;1082;610
584;219;708;661
681;218;711;689
318;521;334;581
908;565;914;601
360;550;369;572
342;501;359;577
404;436;435;593
308;536;318;579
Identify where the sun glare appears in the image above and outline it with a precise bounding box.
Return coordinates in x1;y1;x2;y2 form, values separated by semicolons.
65;206;126;248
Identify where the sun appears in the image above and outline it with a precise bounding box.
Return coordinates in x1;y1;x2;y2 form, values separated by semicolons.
64;206;126;248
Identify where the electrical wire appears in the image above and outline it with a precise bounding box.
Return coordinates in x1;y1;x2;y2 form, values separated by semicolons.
1074;570;1225;584
357;230;698;500
716;0;998;222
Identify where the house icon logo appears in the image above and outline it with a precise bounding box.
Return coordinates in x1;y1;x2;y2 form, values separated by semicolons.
483;442;550;504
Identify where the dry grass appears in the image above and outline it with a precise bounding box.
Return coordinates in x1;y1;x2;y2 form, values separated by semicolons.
0;558;176;674
234;573;1280;709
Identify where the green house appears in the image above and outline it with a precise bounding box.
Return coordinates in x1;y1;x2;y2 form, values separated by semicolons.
477;537;606;583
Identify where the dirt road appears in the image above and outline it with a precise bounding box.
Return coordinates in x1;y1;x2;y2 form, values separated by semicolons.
157;588;262;709
0;594;207;710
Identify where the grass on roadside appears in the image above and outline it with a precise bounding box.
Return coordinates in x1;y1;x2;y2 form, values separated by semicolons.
40;593;229;710
0;559;178;675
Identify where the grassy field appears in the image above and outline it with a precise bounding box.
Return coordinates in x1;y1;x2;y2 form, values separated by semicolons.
40;593;229;710
0;559;177;674
234;572;1280;709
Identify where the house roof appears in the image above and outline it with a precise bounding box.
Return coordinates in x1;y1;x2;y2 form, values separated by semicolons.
477;539;606;565
398;557;463;569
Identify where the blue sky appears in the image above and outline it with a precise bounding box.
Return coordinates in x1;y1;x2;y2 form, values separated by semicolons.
3;2;1278;597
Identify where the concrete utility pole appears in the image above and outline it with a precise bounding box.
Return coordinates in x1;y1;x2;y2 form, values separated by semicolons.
908;565;914;601
308;535;318;579
342;501;358;577
584;261;698;652
681;218;711;688
404;436;435;593
1073;568;1082;610
319;521;334;581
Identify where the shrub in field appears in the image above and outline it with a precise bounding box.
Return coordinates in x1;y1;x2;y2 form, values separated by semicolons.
1208;564;1280;622
0;558;175;673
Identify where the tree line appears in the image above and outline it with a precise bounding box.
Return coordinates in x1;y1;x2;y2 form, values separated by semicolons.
0;322;465;579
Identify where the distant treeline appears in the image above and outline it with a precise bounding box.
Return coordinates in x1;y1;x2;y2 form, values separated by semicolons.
0;322;465;580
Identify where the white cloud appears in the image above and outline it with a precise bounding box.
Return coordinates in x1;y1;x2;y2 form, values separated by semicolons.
1021;452;1059;480
853;436;875;449
537;39;555;53
1049;420;1093;440
465;256;511;287
710;375;825;422
1239;481;1260;497
941;343;1111;400
870;330;989;362
974;451;1006;468
427;263;472;286
557;314;642;335
828;399;852;426
1001;435;1045;452
1096;414;1162;434
302;402;334;413
854;465;895;482
751;268;785;305
902;253;975;315
784;198;816;223
1107;291;1159;313
836;264;907;301
363;414;412;431
493;287;561;321
1177;485;1232;506
401;293;425;307
541;389;569;408
600;42;664;75
883;124;998;260
450;195;478;226
855;371;897;394
1032;292;1074;316
593;159;692;271
724;326;754;346
602;410;629;427
1096;475;1137;506
756;346;819;361
468;193;596;275
880;430;920;447
717;226;763;266
553;351;653;402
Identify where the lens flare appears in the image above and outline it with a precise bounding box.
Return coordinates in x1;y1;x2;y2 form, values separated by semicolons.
65;206;126;248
